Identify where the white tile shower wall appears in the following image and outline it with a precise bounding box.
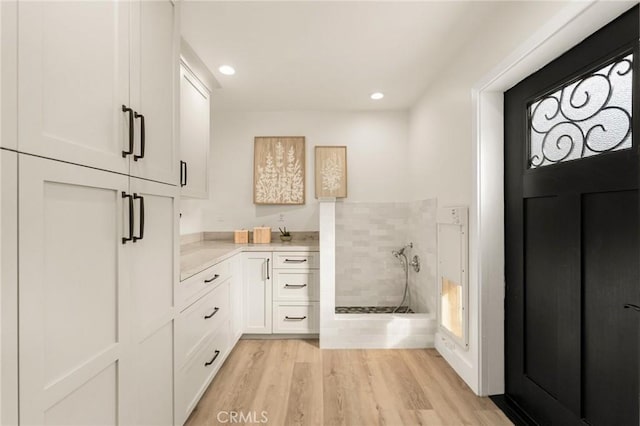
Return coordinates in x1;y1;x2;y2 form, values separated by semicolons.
335;202;409;307
408;198;438;314
335;199;437;312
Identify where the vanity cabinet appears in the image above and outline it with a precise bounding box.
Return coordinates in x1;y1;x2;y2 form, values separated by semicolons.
179;63;211;199
11;0;179;185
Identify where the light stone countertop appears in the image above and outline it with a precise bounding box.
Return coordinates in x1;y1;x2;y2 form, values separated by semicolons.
180;240;319;282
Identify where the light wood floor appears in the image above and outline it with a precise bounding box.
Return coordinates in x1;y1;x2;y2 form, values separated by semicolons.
185;339;512;426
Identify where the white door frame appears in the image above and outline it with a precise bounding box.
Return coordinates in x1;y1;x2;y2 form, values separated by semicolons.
472;0;638;395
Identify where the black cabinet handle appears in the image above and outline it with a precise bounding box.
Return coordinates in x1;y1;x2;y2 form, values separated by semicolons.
284;284;307;288
284;259;307;263
204;274;220;283
624;304;640;312
266;258;270;280
284;316;307;321
180;161;187;187
134;112;145;161
122;105;134;158
132;194;144;242
204;350;220;366
204;307;220;319
121;192;133;244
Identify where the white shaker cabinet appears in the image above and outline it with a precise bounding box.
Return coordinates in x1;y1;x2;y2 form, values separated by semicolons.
129;0;179;185
1;150;18;426
16;1;178;185
243;253;273;334
128;178;178;426
179;64;210;198
17;1;131;175
18;155;134;425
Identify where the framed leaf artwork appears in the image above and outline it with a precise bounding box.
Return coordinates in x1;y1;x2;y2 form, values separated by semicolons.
254;136;306;205
315;146;347;198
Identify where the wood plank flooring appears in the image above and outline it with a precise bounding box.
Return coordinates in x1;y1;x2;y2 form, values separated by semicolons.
185;339;512;426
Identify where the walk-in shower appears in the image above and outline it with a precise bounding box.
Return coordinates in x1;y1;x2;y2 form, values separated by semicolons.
334;201;435;315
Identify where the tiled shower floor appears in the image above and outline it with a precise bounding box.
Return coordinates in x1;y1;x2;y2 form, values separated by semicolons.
335;306;415;314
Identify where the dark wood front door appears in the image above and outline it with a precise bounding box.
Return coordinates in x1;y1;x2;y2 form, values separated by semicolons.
504;6;640;425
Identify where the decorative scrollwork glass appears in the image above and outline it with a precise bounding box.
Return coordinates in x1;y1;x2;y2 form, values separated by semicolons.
528;53;633;169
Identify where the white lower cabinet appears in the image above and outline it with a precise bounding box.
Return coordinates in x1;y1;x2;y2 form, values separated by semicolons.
272;302;319;334
17;154;178;425
243;251;319;335
243;253;273;334
176;320;229;425
175;255;239;425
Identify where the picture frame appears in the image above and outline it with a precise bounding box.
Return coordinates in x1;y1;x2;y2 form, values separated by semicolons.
253;136;306;205
315;146;347;198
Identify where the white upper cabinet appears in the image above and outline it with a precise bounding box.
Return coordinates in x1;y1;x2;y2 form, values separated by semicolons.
130;0;179;185
179;64;211;199
17;1;131;174
16;1;178;184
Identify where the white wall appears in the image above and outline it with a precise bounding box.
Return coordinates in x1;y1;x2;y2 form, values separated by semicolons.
180;110;409;234
407;0;569;395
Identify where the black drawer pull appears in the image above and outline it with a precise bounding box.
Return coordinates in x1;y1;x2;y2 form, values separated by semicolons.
284;284;307;288
284;259;307;263
204;350;220;366
204;274;220;283
624;303;640;312
284;316;307;321
204;307;220;319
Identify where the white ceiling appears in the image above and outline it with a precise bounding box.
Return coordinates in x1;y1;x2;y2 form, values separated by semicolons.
181;1;523;111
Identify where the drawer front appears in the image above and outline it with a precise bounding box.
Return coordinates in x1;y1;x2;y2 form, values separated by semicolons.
272;302;318;334
273;251;318;269
273;270;318;301
178;259;231;309
176;280;230;367
177;323;230;425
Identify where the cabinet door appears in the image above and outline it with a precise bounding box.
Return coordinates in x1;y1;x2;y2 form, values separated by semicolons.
128;177;177;426
179;65;210;199
243;253;272;334
1;150;18;425
130;0;179;185
2;1;18;150
18;2;130;174
18;155;134;425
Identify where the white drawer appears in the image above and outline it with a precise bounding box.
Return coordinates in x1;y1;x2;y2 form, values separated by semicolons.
178;259;231;309
272;302;318;334
176;323;230;425
273;251;318;269
273;270;318;301
176;280;230;367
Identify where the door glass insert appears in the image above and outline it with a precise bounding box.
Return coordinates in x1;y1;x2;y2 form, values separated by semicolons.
529;53;633;168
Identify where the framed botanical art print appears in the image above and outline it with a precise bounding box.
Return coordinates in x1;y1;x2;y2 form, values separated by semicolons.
254;136;305;205
315;146;347;198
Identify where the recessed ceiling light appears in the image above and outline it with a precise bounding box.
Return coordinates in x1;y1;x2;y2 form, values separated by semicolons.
219;65;236;76
370;92;384;100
